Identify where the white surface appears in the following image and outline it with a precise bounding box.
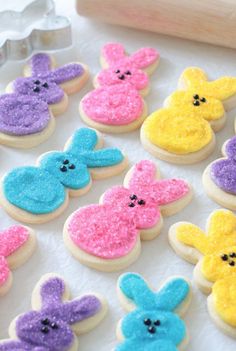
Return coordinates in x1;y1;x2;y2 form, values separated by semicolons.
1;0;236;350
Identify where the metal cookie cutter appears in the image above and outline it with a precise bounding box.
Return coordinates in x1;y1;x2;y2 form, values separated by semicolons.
0;0;72;66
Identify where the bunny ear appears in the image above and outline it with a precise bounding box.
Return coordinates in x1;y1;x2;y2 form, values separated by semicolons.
176;223;209;255
83;148;124;168
154;179;190;206
0;255;10;287
30;53;52;76
207;209;236;238
40;276;66;309
48;63;85;84
65;128;98;155
127;160;157;189
61;295;102;325
101;43;126;66
0;226;29;258
118;273;156;310
180;67;208;89
223;136;236;159
130;48;159;69
205;77;236;100
155;278;190;312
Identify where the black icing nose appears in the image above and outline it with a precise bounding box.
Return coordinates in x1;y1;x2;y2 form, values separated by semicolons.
143;318;161;334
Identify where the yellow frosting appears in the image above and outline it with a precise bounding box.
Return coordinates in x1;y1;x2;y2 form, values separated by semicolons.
143;67;236;154
180;67;236;101
212;278;236;327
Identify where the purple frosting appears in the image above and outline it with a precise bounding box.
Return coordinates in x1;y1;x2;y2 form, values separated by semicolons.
210;136;236;194
0;277;101;351
0;94;50;135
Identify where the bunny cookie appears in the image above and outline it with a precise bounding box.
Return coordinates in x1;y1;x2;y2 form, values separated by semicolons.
79;42;160;133
0;53;89;148
203;136;236;210
169;209;236;337
141;67;236;164
116;273;191;351
0;273;107;350
0;127;128;224
64;160;192;271
0;225;36;296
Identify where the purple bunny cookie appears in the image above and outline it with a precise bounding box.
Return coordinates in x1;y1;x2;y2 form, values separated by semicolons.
203;135;236;210
0;53;89;148
0;274;107;351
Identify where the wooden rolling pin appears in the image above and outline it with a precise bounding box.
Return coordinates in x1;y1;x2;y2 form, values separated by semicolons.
76;0;236;49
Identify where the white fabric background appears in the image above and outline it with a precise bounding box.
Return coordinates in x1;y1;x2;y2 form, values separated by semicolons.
0;0;236;350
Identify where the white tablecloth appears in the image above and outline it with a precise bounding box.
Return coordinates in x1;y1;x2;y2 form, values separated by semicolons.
0;0;236;350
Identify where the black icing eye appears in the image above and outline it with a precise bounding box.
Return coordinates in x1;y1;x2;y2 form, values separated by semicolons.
118;74;125;80
69;164;75;170
130;194;137;200
221;254;228;261
42;82;49;88
128;202;135;207
33;86;40;93
193;94;199;100
143;318;152;326
193;100;200;106
115;69;120;74
138;199;146;205
34;80;40;85
125;70;131;75
51;322;59;329
41;318;50;325
200;97;206;102
229;252;236;258
60;165;67;172
229;261;235;266
63;159;69;165
41;326;49;334
148;326;156;334
154;320;161;326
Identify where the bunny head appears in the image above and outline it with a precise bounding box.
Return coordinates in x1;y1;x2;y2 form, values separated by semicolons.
117;273;190;347
176;210;236;284
39;128;124;190
179;67;236;106
12;275;103;351
96;43;159;91
210;136;236;195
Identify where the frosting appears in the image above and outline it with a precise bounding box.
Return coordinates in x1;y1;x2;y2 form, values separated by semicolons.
116;273;189;351
81;42;159;126
0;225;29;286
3;128;125;215
212;278;236;327
210;136;236;194
67;160;190;259
81;84;144;125
0;94;50;136
142;67;236;154
0;276;102;350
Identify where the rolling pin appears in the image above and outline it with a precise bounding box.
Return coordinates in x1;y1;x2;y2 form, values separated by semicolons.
76;0;236;49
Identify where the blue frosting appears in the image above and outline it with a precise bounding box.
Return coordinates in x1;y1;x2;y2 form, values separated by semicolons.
3;128;124;215
116;273;189;351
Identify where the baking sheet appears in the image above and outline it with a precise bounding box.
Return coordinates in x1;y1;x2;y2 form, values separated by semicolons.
0;0;236;349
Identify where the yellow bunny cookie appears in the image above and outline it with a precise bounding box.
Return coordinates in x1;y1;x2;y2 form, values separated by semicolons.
141;67;236;164
168;209;236;338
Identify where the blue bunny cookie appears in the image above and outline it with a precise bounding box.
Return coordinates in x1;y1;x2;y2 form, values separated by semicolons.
116;273;191;351
0;273;107;351
0;127;128;224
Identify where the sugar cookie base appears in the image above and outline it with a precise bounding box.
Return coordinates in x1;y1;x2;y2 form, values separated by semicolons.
140;126;216;164
207;294;236;339
79;100;148;134
202;162;236;210
7;273;107;350
0;273;13;297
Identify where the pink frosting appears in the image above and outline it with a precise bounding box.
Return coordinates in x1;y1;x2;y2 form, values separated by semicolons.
67;160;190;260
81;43;159;126
81;84;144;125
0;226;29;286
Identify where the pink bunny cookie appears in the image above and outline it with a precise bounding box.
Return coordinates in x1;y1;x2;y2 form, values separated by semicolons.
79;43;160;133
64;160;192;271
0;225;36;296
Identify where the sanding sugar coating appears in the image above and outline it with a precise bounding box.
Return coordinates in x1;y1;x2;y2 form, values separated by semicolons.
67;160;190;259
0;53;85;137
0;225;30;286
210;136;236;194
0;275;104;350
81;43;159;126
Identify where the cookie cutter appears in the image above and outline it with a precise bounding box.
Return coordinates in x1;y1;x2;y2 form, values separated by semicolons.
0;0;72;66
